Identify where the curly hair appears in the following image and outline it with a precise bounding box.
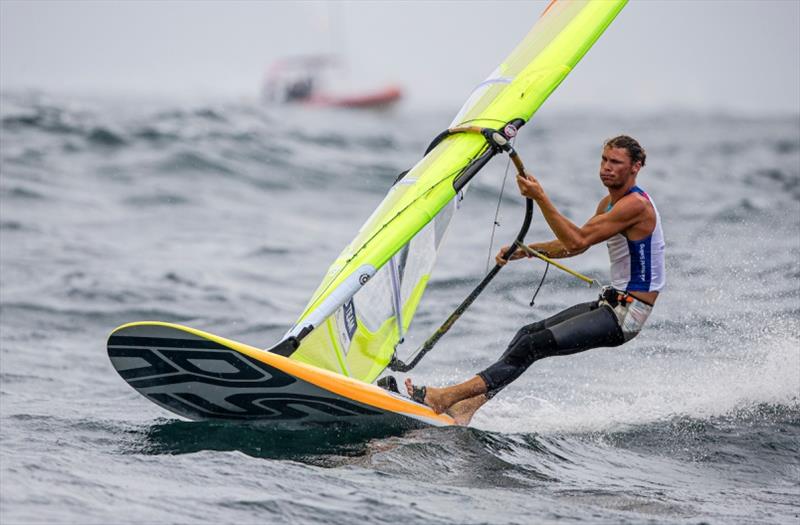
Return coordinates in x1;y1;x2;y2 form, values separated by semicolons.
604;135;646;167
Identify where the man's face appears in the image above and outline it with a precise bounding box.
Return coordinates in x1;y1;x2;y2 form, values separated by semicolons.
599;146;641;189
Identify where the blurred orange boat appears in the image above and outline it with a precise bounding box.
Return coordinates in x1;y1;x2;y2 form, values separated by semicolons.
305;85;402;109
262;54;402;109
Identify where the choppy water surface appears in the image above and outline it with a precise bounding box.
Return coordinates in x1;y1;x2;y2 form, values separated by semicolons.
1;91;798;524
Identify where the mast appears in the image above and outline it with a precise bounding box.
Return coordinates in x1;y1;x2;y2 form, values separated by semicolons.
270;1;629;384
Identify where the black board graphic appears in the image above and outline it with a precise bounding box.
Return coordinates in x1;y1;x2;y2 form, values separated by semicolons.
108;328;382;421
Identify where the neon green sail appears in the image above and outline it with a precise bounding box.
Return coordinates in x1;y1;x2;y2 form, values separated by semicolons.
283;0;627;383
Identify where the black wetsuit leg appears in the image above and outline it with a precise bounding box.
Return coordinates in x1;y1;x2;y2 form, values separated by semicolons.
478;301;625;398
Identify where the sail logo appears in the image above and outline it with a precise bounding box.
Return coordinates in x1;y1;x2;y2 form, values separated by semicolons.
343;299;357;340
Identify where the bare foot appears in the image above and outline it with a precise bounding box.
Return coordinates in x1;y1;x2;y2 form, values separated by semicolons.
446;395;487;426
404;376;489;418
404;378;449;413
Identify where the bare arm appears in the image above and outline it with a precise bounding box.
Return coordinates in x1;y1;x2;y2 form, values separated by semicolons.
494;239;574;266
526;197;611;257
495;197;610;265
529;239;584;259
517;172;644;253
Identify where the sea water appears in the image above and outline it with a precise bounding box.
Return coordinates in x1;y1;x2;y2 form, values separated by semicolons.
1;91;798;524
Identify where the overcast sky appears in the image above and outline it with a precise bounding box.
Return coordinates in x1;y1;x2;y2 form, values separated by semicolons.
1;0;798;114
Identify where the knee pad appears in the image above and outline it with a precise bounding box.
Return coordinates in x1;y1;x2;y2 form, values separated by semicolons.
523;319;547;335
505;326;530;352
503;328;557;367
503;320;546;351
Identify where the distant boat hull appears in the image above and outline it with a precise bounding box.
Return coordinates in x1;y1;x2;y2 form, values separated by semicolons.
306;85;402;109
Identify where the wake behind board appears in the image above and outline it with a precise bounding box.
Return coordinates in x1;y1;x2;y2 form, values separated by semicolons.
107;322;453;429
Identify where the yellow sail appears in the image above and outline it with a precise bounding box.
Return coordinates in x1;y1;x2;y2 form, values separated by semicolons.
282;0;628;383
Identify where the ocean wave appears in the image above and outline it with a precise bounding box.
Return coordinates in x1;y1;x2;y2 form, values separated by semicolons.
476;325;800;437
121;193;191;207
0;185;46;200
0;220;29;231
86;126;127;147
155;150;239;175
2;90;799;524
745;167;800;200
1;107;83;135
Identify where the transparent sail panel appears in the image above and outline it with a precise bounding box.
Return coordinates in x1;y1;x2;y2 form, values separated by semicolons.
290;198;459;383
285;0;627;383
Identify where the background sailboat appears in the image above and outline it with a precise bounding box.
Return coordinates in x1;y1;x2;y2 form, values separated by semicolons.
262;4;403;109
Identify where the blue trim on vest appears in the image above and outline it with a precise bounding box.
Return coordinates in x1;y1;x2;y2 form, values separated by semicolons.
626;236;652;291
629;185;645;195
607;185;653;291
606;185;645;212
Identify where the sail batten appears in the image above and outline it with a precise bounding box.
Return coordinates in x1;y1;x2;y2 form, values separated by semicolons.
282;0;628;384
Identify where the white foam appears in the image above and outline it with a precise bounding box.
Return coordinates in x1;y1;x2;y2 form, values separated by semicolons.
472;321;800;435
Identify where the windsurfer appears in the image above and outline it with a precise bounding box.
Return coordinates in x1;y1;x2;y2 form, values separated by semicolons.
406;136;665;425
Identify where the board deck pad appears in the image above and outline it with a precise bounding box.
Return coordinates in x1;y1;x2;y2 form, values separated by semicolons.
108;322;454;428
